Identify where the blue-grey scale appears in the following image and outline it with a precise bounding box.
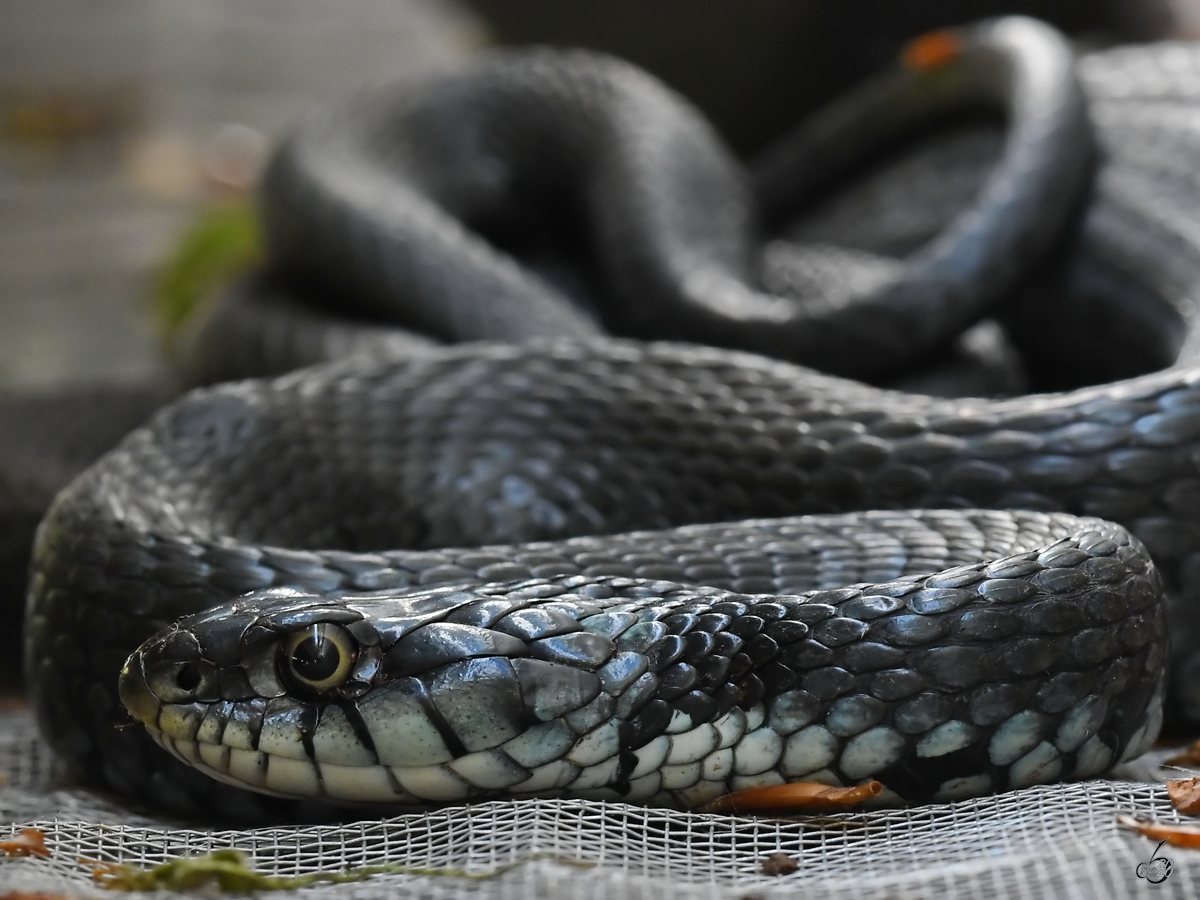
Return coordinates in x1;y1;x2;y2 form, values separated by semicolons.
115;506;1162;809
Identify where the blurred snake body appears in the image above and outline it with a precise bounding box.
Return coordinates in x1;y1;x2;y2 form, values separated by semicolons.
22;18;1200;818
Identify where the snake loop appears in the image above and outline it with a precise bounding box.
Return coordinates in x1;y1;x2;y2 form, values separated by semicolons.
23;19;1200;820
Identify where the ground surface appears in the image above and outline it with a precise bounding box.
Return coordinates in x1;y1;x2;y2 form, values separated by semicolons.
0;0;482;389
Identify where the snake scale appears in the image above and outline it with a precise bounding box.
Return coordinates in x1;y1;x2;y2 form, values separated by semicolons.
22;18;1200;821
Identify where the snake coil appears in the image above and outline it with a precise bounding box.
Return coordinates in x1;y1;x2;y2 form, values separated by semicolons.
23;18;1200;821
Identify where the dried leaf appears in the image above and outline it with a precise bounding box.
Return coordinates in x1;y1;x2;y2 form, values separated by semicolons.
1118;814;1200;848
1167;778;1200;814
1165;738;1200;768
3;87;138;143
760;852;799;876
0;828;50;858
700;780;883;815
902;29;964;72
0;892;88;900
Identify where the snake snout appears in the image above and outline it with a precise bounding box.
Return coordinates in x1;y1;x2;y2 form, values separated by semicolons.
117;653;159;729
119;628;221;729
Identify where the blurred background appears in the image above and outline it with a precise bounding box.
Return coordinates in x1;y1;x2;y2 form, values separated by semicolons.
0;0;1197;392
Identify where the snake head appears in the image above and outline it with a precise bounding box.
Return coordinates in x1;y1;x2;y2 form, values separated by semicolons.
117;580;610;804
120;587;380;716
122;588;379;703
118;586;394;800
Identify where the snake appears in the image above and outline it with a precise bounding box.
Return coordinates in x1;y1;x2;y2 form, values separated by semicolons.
185;16;1089;385
21;18;1200;821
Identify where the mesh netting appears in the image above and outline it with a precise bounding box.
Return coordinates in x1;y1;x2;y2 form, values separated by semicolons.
0;709;1193;899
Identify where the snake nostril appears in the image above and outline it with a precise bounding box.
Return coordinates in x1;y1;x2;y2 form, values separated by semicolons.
175;663;202;693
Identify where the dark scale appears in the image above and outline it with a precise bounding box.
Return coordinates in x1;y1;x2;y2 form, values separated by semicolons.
872;734;998;802
726;616;765;638
711;632;744;657
737;674;767;709
682;630;715;663
674;690;720;725
696;654;733;692
756;660;800;694
742;633;780;666
644;635;686;672
656;662;700;700
621;699;673;750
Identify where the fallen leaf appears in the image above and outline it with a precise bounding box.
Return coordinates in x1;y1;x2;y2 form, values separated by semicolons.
3;87;139;143
1165;738;1200;768
700;781;883;815
0;829;50;858
1168;778;1200;814
1118;814;1200;848
760;852;799;876
0;892;88;900
902;29;964;72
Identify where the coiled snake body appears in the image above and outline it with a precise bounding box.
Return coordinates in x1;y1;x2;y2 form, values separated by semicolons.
23;18;1200;819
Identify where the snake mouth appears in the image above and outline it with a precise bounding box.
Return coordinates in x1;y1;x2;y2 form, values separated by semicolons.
138;712;585;806
119;645;430;804
141;724;430;805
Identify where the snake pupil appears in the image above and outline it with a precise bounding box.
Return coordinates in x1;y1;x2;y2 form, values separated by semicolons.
291;629;341;682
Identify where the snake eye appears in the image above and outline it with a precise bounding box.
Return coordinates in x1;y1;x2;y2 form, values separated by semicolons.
280;623;357;692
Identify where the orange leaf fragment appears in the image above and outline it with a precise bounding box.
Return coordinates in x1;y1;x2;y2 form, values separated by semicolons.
79;859;134;889
1165;738;1200;768
700;780;883;815
1118;814;1200;848
0;828;50;858
902;29;964;72
1168;778;1200;815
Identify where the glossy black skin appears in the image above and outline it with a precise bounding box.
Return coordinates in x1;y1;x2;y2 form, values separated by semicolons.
24;339;1191;820
116;511;1163;812
15;26;1200;824
253;18;1090;380
0;384;169;685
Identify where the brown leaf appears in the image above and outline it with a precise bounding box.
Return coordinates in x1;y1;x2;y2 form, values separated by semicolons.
3;87;139;143
0;892;88;900
1167;778;1200;815
1165;738;1200;768
700;780;883;815
0;828;50;858
760;852;799;876
902;29;964;72
1118;814;1200;848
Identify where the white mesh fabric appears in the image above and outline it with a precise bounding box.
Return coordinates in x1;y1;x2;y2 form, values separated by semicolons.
0;709;1195;899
